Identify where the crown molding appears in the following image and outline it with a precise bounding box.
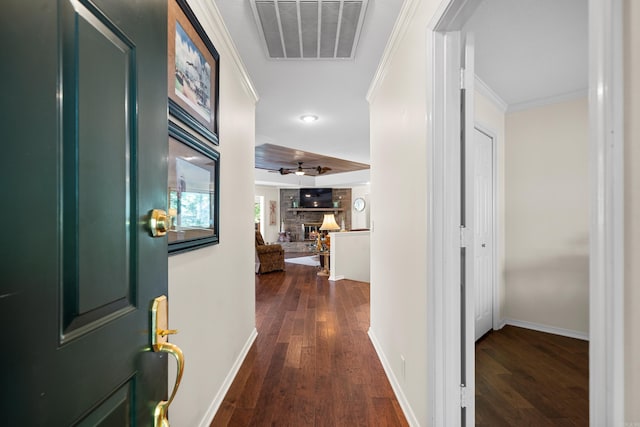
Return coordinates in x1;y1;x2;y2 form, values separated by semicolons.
474;76;587;114
189;0;259;103
474;76;508;112
507;88;588;113
366;0;421;104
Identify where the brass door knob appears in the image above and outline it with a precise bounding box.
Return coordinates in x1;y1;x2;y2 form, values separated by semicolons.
148;209;168;237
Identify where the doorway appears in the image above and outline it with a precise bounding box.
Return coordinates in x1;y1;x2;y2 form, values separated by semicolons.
255;195;265;235
427;0;624;425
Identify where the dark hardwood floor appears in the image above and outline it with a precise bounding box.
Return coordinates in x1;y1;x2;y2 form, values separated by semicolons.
211;259;408;426
212;253;588;426
476;326;589;426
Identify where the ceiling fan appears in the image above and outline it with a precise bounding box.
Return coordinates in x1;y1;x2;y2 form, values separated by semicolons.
270;162;332;176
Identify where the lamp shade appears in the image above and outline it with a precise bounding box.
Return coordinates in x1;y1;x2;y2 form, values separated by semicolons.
319;214;340;231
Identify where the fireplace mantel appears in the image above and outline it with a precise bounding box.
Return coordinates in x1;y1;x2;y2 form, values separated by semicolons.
287;208;345;214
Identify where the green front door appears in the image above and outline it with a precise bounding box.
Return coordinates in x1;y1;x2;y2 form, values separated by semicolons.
1;0;169;425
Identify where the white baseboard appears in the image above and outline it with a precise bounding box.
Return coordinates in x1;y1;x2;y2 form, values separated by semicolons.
329;274;345;281
368;329;420;427
198;328;258;427
502;318;589;341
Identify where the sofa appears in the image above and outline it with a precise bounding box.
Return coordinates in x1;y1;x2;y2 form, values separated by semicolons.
255;230;285;274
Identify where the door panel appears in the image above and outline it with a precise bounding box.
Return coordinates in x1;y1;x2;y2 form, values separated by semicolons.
76;7;132;314
1;0;168;425
64;0;136;335
474;128;494;340
75;381;132;427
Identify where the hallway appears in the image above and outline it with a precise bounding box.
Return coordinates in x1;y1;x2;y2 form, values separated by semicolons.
211;260;589;426
211;262;408;426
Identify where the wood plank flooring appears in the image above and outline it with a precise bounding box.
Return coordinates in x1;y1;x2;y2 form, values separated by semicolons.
211;260;408;426
212;254;588;426
476;326;589;426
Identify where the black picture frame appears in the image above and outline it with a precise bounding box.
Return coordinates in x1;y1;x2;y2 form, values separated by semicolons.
168;0;220;145
168;121;220;254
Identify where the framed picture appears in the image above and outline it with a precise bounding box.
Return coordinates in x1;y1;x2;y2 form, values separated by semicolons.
269;200;277;225
168;121;220;254
168;0;220;144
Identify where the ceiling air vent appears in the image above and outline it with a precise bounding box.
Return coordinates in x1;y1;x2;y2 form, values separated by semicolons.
250;0;368;59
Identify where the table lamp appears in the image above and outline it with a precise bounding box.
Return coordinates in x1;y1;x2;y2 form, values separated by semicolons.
320;214;340;233
318;214;340;276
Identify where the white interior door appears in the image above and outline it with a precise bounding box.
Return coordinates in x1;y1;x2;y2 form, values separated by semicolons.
473;128;494;341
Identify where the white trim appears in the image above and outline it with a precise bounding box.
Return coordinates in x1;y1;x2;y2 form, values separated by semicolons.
191;0;260;102
366;0;421;103
328;274;345;281
196;328;258;427
426;27;444;427
431;0;482;30
474;76;508;112
427;27;464;426
442;31;463;425
462;34;476;426
368;329;420;427
503;318;589;341
588;0;625;425
507;88;588;113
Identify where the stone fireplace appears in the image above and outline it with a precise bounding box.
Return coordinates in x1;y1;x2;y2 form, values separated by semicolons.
278;188;352;251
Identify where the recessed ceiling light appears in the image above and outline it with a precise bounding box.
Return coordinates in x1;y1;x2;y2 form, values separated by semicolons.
300;114;318;123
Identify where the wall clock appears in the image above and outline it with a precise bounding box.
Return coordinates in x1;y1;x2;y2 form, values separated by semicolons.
353;197;366;212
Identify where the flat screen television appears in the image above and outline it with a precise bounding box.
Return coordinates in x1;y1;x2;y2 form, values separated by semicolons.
299;188;332;208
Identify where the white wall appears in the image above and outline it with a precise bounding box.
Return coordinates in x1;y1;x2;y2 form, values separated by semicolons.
167;2;258;426
329;230;370;282
475;90;506;324
367;1;441;424
504;97;589;336
254;185;280;242
624;0;640;421
351;183;371;229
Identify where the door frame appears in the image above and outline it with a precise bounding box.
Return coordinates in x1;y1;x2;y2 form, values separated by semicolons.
426;0;624;425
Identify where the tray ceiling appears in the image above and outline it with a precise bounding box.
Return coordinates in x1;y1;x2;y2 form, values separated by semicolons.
255;143;369;176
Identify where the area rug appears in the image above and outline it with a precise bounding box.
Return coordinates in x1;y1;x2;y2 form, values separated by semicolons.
285;255;320;267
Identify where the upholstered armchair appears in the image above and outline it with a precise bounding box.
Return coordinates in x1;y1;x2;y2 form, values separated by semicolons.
255;230;285;274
